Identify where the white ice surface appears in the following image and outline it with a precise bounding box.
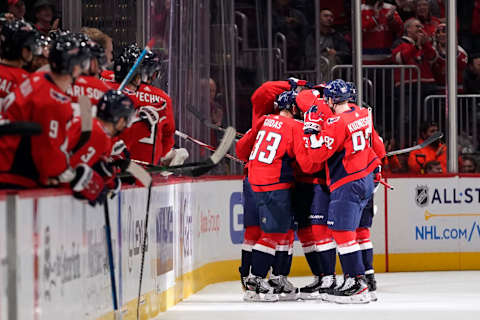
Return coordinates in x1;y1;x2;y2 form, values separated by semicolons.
156;271;480;320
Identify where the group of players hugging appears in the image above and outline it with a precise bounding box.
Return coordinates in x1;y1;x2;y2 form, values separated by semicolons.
0;19;188;199
236;77;386;304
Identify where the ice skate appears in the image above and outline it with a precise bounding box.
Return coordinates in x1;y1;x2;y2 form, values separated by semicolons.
318;275;336;300
243;276;279;302
268;275;299;301
299;276;323;300
240;274;248;292
366;273;378;302
324;275;370;304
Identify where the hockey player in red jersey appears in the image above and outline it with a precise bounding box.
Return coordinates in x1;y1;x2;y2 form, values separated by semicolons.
0;33;108;204
291;89;338;300
0;20;38;104
67;34;110;106
108;45;171;164
301;79;382;303
138;50;187;165
68;90;134;196
236;90;317;302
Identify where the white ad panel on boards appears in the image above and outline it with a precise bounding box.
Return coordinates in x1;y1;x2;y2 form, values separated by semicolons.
372;187;386;255
388;177;480;253
119;185;175;311
0;197;6;320
185;180;243;269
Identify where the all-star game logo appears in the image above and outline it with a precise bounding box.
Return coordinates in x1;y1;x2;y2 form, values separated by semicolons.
415;185;429;207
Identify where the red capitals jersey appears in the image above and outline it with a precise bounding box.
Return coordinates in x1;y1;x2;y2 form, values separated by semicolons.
113;83;172;163
392;36;438;84
361;2;404;64
432;46;468;89
0;73;73;187
136;84;175;158
237;114;318;192
305;104;381;191
68;118;112;167
251;81;291;127
100;70;115;83
0;64;29;102
67;75;111;106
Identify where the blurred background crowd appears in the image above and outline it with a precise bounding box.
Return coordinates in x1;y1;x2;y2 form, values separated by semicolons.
1;0;479;176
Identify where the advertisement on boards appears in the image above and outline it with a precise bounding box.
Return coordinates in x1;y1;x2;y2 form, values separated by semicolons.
388;177;480;253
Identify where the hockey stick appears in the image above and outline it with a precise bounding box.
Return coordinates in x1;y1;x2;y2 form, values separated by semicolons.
71;96;93;154
386;131;444;157
119;38;156;91
186;104;244;139
103;198;119;318
175;130;244;164
124;126;237;178
0;121;42;136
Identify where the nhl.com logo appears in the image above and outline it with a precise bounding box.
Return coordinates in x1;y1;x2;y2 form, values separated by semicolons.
415;185;429;207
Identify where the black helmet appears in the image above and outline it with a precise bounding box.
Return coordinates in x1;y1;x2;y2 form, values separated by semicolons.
96;90;135;125
141;50;161;82
0;20;38;60
32;33;51;57
89;41;107;69
49;33;91;75
114;44;141;83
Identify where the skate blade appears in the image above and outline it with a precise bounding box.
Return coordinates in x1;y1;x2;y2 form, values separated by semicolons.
244;292;279;302
299;292;324;300
278;292;299;301
332;292;371;304
369;291;378;302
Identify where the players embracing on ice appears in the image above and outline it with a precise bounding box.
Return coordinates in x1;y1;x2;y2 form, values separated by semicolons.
301;79;383;303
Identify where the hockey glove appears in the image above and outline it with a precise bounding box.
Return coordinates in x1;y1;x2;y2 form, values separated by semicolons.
70;164;108;206
287;77;308;91
138;106;160;127
93;160;122;199
110;139;131;172
303;105;323;134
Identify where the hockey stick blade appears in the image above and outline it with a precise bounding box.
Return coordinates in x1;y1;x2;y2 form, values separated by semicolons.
0;121;42;136
386;131;444;157
210;126;236;165
126;161;152;187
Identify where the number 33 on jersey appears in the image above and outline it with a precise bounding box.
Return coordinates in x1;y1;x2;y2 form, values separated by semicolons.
236;114;320;192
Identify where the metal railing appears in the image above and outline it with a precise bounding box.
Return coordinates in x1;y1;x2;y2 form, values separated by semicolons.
331;64;422;148
424;94;480;152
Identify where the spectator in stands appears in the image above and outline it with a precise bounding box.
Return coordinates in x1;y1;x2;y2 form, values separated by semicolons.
460;156;478;173
395;0;415;22
458;0;480;54
462;53;480;94
4;0;26;21
392;18;438;99
430;0;446;20
408;121;447;174
304;8;351;71
414;0;441;39
424;160;443;174
80;27;114;66
431;23;468;92
272;0;309;70
33;0;58;35
361;0;403;65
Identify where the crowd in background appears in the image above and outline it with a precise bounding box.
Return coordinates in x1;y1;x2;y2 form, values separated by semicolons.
1;0;479;176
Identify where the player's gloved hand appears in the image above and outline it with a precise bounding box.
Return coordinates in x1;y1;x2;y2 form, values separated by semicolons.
303;105;322;134
93;160;122;199
161;148;190;166
70;164;108;206
110;140;131;172
287;77;308;91
138;106;160;127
